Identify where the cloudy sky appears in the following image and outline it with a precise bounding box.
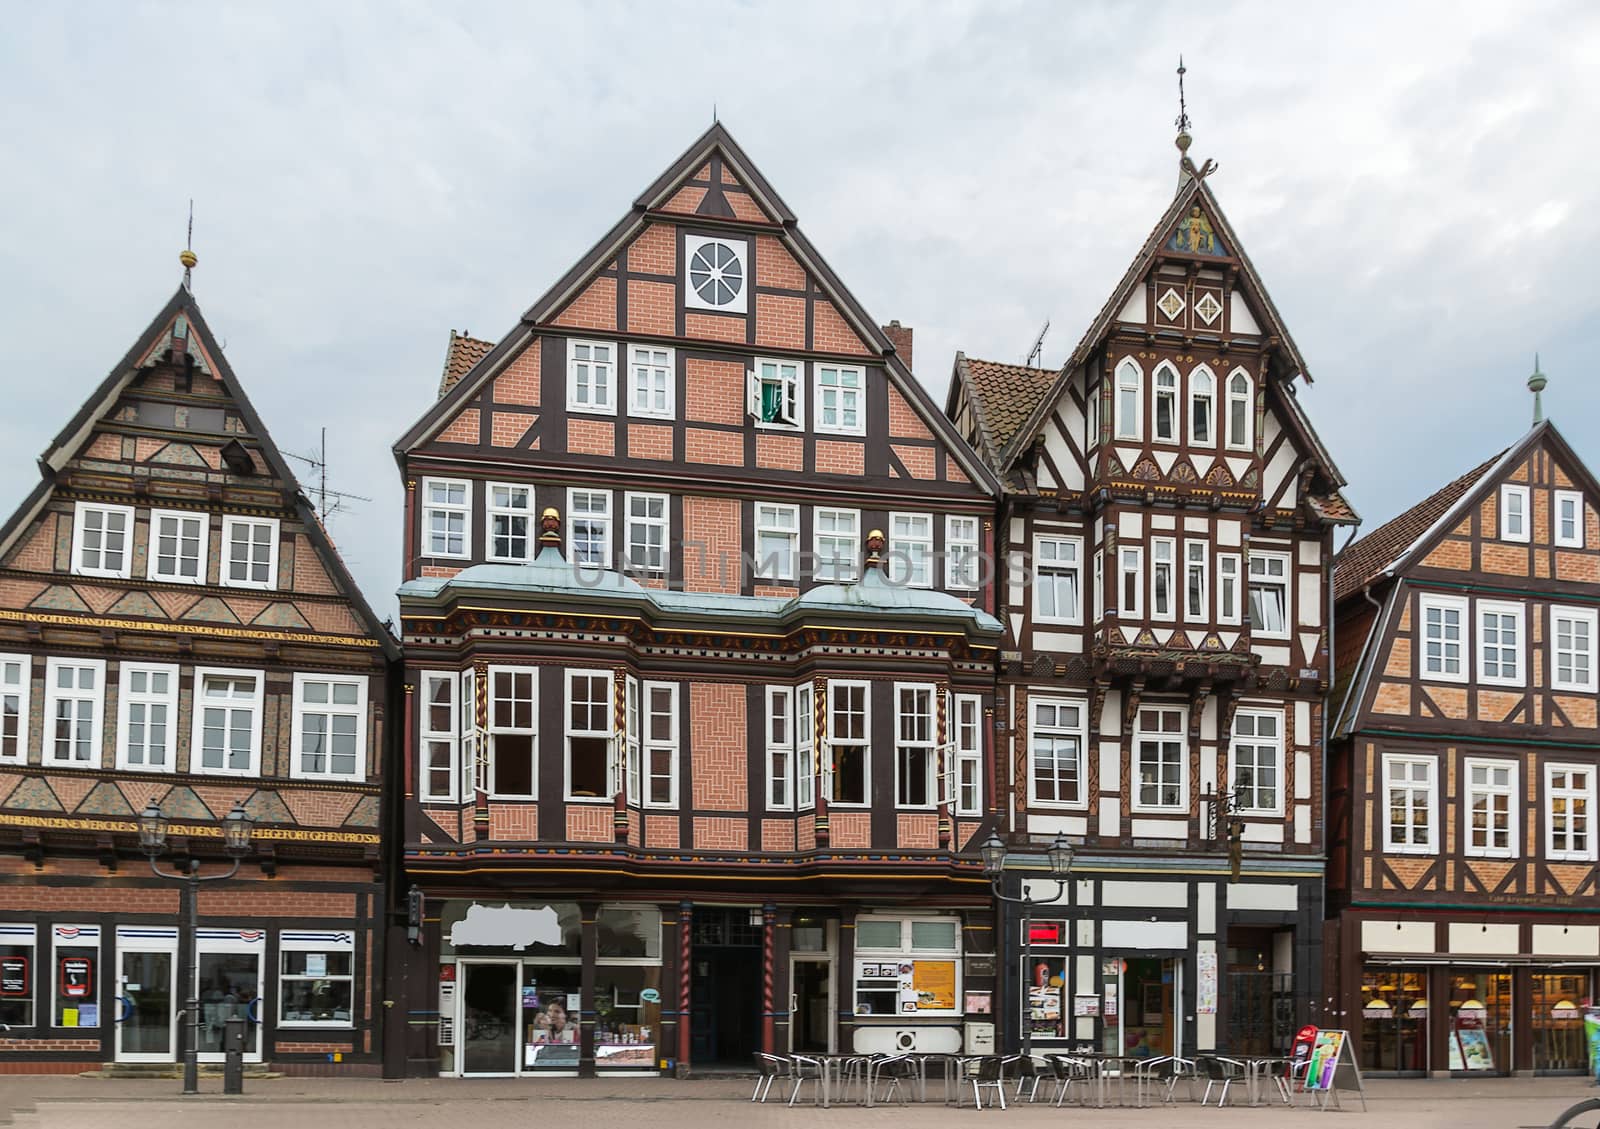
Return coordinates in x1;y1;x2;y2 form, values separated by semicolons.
3;2;1597;613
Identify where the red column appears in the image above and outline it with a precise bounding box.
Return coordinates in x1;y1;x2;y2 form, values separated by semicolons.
678;899;692;1071
762;904;776;1054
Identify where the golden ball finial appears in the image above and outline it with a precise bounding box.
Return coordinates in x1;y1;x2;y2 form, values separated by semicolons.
541;507;559;520
180;249;198;270
1175;131;1192;154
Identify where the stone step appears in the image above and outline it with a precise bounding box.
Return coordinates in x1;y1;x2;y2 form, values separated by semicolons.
85;1063;281;1080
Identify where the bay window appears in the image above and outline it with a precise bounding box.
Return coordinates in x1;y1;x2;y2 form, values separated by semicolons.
419;672;459;802
488;667;537;798
565;670;612;800
826;681;869;805
894;684;935;808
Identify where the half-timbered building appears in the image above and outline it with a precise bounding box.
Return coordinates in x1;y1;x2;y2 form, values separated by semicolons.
387;124;1005;1078
947;141;1357;1060
0;278;399;1073
1328;413;1600;1077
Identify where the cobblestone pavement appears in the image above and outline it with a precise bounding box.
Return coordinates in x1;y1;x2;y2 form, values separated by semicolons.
0;1075;1595;1129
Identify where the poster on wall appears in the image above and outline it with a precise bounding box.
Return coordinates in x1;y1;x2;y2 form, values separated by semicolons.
1104;983;1118;1018
1028;984;1062;1036
1196;950;1218;1015
912;961;956;1011
1584;1007;1600;1083
59;957;92;999
1073;995;1100;1017
964;990;992;1014
0;956;27;996
1455;1026;1493;1071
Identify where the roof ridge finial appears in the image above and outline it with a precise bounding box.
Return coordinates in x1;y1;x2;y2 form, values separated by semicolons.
1528;352;1548;425
179;199;197;291
1174;58;1217;188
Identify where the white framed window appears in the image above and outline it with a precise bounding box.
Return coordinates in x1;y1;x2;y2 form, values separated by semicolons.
1092;548;1104;622
115;662;178;772
0;654;30;765
565;669;613;801
1553;606;1598;692
1085;383;1100;450
894;684;936;808
487;483;533;563
422;478;471;559
755;503;800;582
419;672;459;803
642;681;678;808
566;339;617;415
1547;764;1596;862
623;675;640;802
1190;365;1215;446
71;501;134;578
945;516;980;591
279;931;355;1027
1185;541;1208;622
1230;709;1282;815
1118;546;1143;618
0;922;36;1027
888;512;934;588
1033;535;1081;624
952;692;982;817
814;507;860;583
291;674;367;781
627;344;674;419
1555;490;1585;548
624;492;668;575
568;488;612;568
1477;600;1524;686
220;516;278;589
767;686;795;811
852;914;962;1018
1114;358;1142;441
1383;754;1437;854
50;925;99;1029
1217;553;1241;625
684;235;747;313
1151;537;1176;620
460;668;479;797
147;509;207;585
825;680;869;806
1152;362;1179;443
1133;705;1186;811
1419;593;1468;682
43;658;104;768
1225;368;1254;451
1500;484;1530;543
487;667;537;799
1029;698;1085;808
1247;552;1291;637
191;668;263;777
1465;758;1516;858
816;364;865;436
749;358;801;428
796;682;816;811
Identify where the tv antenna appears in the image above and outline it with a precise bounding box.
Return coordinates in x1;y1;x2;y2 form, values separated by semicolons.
1025;320;1050;368
284;427;371;522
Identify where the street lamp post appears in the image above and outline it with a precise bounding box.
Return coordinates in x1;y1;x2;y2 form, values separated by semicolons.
138;800;255;1095
980;830;1073;1058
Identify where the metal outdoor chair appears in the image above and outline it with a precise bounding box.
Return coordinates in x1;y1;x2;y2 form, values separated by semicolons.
958;1055;1008;1110
1134;1055;1194;1106
751;1052;792;1103
872;1054;916;1105
1008;1053;1043;1101
1196;1055;1246;1107
788;1054;825;1106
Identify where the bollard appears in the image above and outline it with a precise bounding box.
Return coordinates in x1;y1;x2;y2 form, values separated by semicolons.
223;1016;247;1095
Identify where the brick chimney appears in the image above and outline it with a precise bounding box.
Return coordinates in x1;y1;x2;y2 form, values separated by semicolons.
881;321;913;373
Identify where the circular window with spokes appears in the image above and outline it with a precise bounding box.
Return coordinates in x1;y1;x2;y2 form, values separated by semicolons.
684;237;747;313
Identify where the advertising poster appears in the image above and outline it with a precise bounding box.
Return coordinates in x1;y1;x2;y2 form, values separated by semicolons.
1073;994;1100;1017
1584;1008;1600;1083
912;960;956;1011
1454;1026;1493;1071
59;957;92;999
1305;1029;1346;1090
1104;983;1118;1018
1196;949;1218;1015
1028;984;1062;1036
0;956;27;996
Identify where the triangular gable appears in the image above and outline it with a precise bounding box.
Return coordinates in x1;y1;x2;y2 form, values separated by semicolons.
394;124;998;493
0;283;398;660
996;175;1324;476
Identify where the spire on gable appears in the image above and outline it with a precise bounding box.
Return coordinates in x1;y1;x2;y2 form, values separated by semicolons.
1529;353;1548;424
180;199;197;292
1173;58;1217;193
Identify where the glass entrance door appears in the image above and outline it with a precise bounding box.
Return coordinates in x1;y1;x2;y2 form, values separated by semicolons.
195;950;262;1062
460;962;519;1075
790;958;833;1053
117;934;177;1062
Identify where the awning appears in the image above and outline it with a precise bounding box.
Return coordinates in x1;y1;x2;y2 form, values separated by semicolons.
1364;951;1600;967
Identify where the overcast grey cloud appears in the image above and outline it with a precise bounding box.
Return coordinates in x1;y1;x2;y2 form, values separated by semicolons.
3;1;1598;613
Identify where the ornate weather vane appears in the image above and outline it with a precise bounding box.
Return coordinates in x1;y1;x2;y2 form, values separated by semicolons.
1174;57;1217;183
180;199;197;291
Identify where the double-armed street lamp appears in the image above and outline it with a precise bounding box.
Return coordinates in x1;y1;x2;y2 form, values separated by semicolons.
138;800;255;1095
980;830;1073;1057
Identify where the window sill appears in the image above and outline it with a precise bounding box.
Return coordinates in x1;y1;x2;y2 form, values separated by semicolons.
291;772;367;783
114;762;177;774
72;567;132;580
148;575;208;586
564;795;612;804
566;403;619;417
1129;806;1188;816
1419;672;1469;685
219;580;277;592
1478;678;1526;689
190;768;263;779
1032;616;1083;627
1383;845;1438;856
1026;801;1089;812
277;1021;355;1030
40;760;103;771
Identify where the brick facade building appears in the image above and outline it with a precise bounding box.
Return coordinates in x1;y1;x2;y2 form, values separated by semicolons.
0;283;398;1074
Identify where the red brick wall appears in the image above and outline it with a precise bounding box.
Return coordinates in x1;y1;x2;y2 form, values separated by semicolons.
627;423;674;461
756;236;806;289
437;408;480;445
493;343;541;405
0;884;178;913
897;813;938;849
726;194;767;224
569;418;616;457
489;803;538;840
660;186;706;215
690;682;745;809
694;815;748;851
567;804;611;842
490;411;535;448
887;387;931;439
629;223;676;275
761;819;795;852
420;565;462;579
685;357;745;425
755;294;805;350
797;813;816;851
813;301;869;355
816;441;864;477
891;443;935;480
552;277;618;332
756;434;802;471
277;1040;355;1054
685;312;747;345
645;814;679;849
882;323;914;373
682;496;740;593
199;889;357;918
627;280;675;336
685;428;743;467
830;812;871;847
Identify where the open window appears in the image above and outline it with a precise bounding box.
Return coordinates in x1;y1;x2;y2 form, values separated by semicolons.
749;359;801;428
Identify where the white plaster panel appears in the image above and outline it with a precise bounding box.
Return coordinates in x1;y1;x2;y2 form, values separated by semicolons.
1100;742;1121;786
1295;804;1311;843
1216;519;1242;547
1254;644;1292;667
1022;878;1071;906
1200;696;1217;741
1295;703;1311;745
1361;921;1436;954
1103;919;1188;950
1243;821;1285;843
1026;814;1089;837
1230;292;1260;334
1076;953;1094;982
1153;450;1177;474
1119;289;1147;323
1130;818;1188;840
1032;631;1085;653
1532;925;1600;957
1296;752;1312;799
1099;800;1121;839
1151;514;1176;530
1077;923;1094;951
1075;878;1095;907
1119;512;1144;537
1448;922;1520;955
1076;1017;1095;1039
1299;574;1322;627
1198;883;1216;935
1298;540;1322;566
1184;516;1209;533
1225;882;1298;911
1103;880;1188;908
1197;1011;1216;1051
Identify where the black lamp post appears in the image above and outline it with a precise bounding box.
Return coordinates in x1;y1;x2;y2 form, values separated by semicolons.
980;830;1073;1057
139;800;254;1095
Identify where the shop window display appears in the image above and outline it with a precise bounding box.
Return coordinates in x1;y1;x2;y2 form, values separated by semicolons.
1532;971;1590;1073
1359;966;1428;1073
1447;971;1511;1073
1104;957;1174;1058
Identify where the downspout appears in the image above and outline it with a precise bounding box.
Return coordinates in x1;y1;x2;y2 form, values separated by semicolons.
1320;523;1359;1023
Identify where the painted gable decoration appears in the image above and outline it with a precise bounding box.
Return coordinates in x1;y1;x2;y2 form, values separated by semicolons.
1166;204;1227;256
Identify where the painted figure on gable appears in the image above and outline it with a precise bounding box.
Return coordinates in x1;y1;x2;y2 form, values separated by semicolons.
1169;206;1222;256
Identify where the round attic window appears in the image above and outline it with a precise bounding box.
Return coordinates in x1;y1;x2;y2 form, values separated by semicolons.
687;239;743;308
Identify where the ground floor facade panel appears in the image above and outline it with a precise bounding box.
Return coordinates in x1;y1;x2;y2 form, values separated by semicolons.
1327;908;1600;1077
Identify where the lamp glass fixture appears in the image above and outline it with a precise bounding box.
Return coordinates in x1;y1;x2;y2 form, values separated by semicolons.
979;832;1007;876
137;802;168;856
221;801;255;857
1046;833;1074;880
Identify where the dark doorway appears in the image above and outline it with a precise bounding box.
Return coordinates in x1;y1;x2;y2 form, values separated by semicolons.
792;960;831;1053
689;908;763;1066
462;962;518;1075
1225;929;1292;1054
